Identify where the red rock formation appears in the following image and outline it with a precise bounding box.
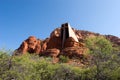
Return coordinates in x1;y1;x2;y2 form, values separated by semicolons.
41;48;60;58
40;48;60;63
14;23;120;62
50;28;61;37
15;36;41;55
74;29;100;42
64;37;79;48
42;25;88;59
47;28;62;49
47;36;62;49
41;38;49;52
61;47;87;59
105;35;120;46
75;29;120;46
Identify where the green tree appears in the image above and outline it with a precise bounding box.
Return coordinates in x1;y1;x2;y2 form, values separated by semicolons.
85;36;120;80
85;36;113;54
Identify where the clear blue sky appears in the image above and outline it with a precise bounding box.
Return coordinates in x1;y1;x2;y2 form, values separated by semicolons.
0;0;120;50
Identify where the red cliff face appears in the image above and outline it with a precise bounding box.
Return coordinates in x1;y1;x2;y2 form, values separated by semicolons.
14;24;120;60
14;36;41;55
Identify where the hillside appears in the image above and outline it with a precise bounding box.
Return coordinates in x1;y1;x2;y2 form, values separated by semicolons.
0;23;120;80
14;23;120;63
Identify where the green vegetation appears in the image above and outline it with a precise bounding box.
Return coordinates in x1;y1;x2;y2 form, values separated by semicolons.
85;36;113;54
59;55;69;63
0;36;120;80
85;36;120;80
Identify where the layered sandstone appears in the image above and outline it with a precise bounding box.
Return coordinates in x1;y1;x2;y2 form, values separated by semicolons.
14;23;120;60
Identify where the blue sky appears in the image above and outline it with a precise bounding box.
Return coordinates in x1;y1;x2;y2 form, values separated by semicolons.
0;0;120;50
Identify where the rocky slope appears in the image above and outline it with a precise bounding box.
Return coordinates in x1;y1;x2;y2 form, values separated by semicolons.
14;23;120;63
73;29;120;45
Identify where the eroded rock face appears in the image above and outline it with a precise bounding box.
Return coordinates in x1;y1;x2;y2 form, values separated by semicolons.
13;22;120;66
50;28;61;38
47;36;62;49
47;26;80;49
46;28;62;49
61;47;88;59
41;38;49;52
15;36;41;55
40;48;60;58
15;23;120;61
41;26;88;59
64;37;79;48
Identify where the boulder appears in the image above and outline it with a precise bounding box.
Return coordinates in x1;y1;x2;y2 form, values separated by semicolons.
15;36;41;55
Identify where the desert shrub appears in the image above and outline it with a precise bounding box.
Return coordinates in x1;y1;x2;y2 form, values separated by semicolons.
52;64;77;80
59;55;69;63
0;51;12;79
111;67;120;80
85;36;120;80
85;36;113;54
0;50;120;80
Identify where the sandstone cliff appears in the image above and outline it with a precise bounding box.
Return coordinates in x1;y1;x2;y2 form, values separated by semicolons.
14;23;120;63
